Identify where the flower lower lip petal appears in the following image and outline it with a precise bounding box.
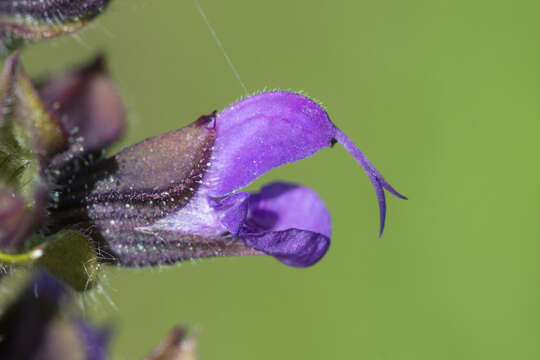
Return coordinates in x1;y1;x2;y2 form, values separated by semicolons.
244;182;332;236
230;182;331;267
242;229;330;268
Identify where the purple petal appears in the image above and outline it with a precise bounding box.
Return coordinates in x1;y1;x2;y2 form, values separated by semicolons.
242;230;329;268
239;182;331;267
38;55;126;153
206;91;335;196
211;192;250;236
243;182;331;237
205;91;405;236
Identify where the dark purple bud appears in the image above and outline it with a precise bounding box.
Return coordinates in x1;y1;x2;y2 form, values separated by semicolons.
0;0;113;54
38;55;126;154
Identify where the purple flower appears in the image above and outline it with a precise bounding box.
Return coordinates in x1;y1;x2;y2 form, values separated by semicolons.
0;53;405;289
52;92;406;268
0;0;112;54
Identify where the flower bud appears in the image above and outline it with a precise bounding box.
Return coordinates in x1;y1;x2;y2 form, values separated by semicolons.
0;0;113;54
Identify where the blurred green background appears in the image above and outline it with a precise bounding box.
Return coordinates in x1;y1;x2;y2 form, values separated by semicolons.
20;0;540;358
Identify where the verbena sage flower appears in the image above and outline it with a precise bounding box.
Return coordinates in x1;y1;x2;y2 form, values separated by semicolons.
0;54;406;289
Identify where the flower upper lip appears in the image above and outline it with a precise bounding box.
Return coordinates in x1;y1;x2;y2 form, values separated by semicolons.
203;91;407;236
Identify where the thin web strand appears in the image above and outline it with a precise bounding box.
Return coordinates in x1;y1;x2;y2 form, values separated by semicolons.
195;0;249;96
